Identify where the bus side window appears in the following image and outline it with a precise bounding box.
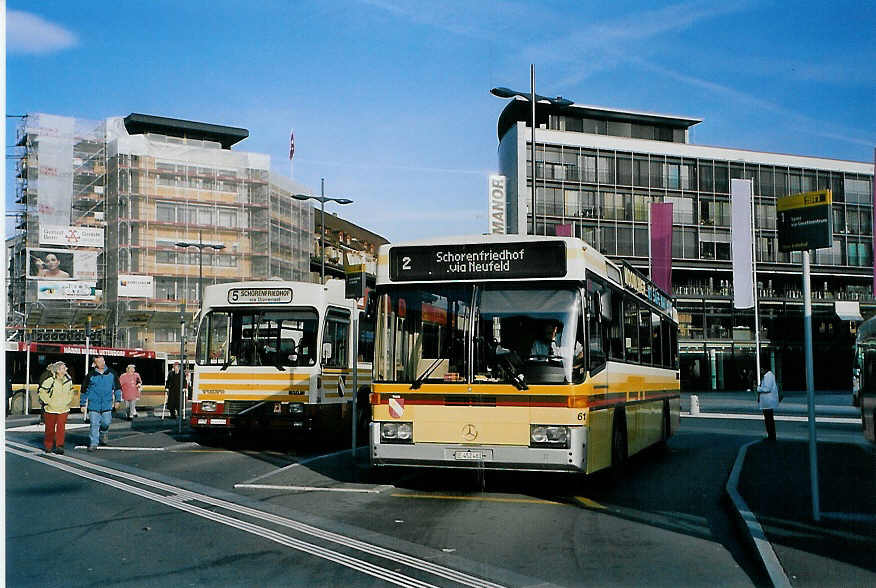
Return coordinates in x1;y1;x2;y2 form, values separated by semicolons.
608;287;623;360
573;310;587;383
624;299;639;363
324;310;350;368
587;278;606;373
357;310;375;362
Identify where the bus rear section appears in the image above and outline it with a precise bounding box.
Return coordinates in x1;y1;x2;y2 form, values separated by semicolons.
191;281;371;437
369;236;679;474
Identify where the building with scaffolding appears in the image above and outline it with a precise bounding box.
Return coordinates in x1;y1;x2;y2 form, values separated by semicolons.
9;113;314;359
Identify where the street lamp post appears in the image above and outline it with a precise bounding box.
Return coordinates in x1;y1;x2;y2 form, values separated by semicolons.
292;179;353;284
175;230;226;310
491;66;573;235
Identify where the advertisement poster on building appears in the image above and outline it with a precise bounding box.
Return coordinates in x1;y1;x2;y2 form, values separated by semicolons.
118;275;155;298
39;225;104;248
37;281;100;301
27;248;98;280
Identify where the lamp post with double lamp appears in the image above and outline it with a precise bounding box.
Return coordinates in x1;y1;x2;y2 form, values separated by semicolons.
175;230;226;311
491;65;573;235
292;179;353;284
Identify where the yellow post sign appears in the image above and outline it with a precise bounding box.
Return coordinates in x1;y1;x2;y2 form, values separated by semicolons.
777;189;833;252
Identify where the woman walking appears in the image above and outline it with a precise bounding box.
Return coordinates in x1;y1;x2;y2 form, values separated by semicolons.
120;364;143;419
37;361;74;454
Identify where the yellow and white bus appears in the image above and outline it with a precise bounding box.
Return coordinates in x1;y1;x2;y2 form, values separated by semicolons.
369;235;680;474
192;280;372;437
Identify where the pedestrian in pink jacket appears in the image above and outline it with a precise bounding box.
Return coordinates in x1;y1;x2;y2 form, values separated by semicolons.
119;364;142;420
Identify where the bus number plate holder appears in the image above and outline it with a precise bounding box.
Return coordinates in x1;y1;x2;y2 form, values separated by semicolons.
448;449;492;461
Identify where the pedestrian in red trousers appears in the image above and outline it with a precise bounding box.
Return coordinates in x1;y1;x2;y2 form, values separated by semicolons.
37;362;74;454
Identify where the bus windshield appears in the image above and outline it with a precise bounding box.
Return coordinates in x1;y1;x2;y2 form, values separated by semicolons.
374;284;582;385
197;308;319;367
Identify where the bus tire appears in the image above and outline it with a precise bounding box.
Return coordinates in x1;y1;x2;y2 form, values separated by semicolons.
611;408;627;475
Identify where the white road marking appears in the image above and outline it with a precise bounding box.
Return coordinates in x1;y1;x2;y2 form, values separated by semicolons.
238;446;362;485
73;445;166;451
7;424;90;432
5;439;506;588
234;484;381;494
681;412;859;424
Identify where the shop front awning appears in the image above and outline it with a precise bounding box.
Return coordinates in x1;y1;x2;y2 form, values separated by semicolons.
835;301;863;321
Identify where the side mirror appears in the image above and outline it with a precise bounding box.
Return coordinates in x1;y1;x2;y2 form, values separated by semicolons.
322;343;333;361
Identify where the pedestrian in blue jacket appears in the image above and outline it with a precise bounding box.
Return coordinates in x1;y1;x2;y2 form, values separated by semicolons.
79;355;122;451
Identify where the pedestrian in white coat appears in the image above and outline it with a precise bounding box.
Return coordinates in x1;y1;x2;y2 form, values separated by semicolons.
757;366;780;441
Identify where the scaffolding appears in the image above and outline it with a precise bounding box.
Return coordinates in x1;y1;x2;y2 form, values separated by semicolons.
8;112;313;360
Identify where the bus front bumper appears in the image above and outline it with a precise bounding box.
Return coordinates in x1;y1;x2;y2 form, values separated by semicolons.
369;424;587;472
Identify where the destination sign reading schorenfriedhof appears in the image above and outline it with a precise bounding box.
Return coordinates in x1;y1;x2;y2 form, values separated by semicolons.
777;189;833;252
389;241;567;281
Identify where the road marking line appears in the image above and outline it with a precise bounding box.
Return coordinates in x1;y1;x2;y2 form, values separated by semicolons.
234;483;381;493
238;446;361;485
574;496;606;510
7;424;90;432
391;493;562;506
5;446;437;588
6;439;506;588
73;445;166;451
681;412;858;424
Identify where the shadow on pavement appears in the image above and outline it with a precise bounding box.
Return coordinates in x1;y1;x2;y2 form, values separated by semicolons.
738;440;876;584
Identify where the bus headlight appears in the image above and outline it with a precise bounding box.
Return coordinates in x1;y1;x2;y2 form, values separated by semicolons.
530;425;570;448
289;403;305;415
200;401;217;413
380;422;413;444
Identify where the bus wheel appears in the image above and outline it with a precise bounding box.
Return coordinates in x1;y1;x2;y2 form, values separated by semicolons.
611;409;627;475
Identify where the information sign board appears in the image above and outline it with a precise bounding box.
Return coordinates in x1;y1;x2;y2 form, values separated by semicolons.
389;241;567;282
777;190;832;252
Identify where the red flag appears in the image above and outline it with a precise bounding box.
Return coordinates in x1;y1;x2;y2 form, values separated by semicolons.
289;129;295;160
650;202;673;294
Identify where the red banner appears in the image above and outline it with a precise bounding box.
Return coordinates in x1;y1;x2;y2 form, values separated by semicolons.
650;202;673;294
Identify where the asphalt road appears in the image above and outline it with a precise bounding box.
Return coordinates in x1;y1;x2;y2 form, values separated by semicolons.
5;403;865;587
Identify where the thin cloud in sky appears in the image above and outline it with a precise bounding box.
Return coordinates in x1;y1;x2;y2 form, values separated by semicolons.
633;57;875;149
296;158;489;176
529;1;754;85
357;0;528;40
7;10;78;54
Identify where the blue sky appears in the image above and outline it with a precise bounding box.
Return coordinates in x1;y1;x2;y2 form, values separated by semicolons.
6;0;875;242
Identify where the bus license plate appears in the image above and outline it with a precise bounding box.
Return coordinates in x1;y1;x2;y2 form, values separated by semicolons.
453;449;492;461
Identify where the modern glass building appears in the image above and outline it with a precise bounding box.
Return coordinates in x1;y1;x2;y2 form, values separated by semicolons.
496;99;874;391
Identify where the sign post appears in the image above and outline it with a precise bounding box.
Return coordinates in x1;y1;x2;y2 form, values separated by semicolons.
778;189;832;522
345;265;366;463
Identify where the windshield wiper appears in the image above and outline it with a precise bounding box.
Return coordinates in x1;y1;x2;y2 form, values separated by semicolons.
410;357;445;390
495;348;528;390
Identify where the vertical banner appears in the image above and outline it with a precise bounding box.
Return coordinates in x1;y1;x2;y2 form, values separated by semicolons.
649;202;673;294
731;179;754;309
554;223;573;237
488;174;507;234
35;114;74;227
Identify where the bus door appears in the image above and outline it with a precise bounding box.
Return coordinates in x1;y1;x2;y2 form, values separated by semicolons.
321;308;352;404
586;277;610;395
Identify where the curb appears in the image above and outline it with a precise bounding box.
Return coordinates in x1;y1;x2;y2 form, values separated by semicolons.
726;440;792;588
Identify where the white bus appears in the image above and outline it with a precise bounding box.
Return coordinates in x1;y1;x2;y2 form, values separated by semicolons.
369;235;680;474
192;280;372;437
